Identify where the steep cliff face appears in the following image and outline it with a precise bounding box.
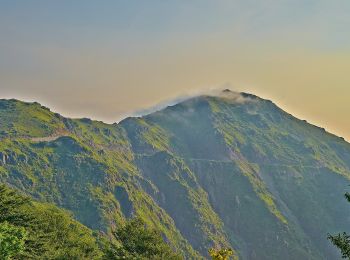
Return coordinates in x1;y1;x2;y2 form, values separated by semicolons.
0;91;350;259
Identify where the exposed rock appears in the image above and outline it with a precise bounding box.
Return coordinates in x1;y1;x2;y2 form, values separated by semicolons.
0;152;6;165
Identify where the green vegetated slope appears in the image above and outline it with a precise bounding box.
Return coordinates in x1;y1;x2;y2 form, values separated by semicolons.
1;91;350;259
0;183;182;259
0;183;102;259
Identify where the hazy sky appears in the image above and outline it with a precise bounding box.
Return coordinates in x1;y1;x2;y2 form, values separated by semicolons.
1;1;349;140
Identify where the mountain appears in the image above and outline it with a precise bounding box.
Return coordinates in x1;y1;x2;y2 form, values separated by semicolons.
0;90;350;259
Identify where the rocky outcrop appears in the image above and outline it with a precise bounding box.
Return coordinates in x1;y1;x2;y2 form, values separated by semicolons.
0;152;8;166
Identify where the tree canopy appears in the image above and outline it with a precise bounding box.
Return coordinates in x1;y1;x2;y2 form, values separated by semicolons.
104;217;182;260
328;192;350;259
0;184;101;259
0;221;27;259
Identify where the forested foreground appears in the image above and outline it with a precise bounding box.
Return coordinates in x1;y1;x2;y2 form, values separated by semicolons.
0;184;184;259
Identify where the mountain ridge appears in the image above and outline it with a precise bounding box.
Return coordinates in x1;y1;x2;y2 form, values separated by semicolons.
0;90;347;143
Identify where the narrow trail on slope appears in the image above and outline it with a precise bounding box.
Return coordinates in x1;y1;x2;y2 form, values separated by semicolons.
134;152;324;170
30;135;68;142
28;129;71;142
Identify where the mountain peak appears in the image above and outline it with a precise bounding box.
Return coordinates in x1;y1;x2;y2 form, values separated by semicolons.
197;89;261;104
174;89;260;106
